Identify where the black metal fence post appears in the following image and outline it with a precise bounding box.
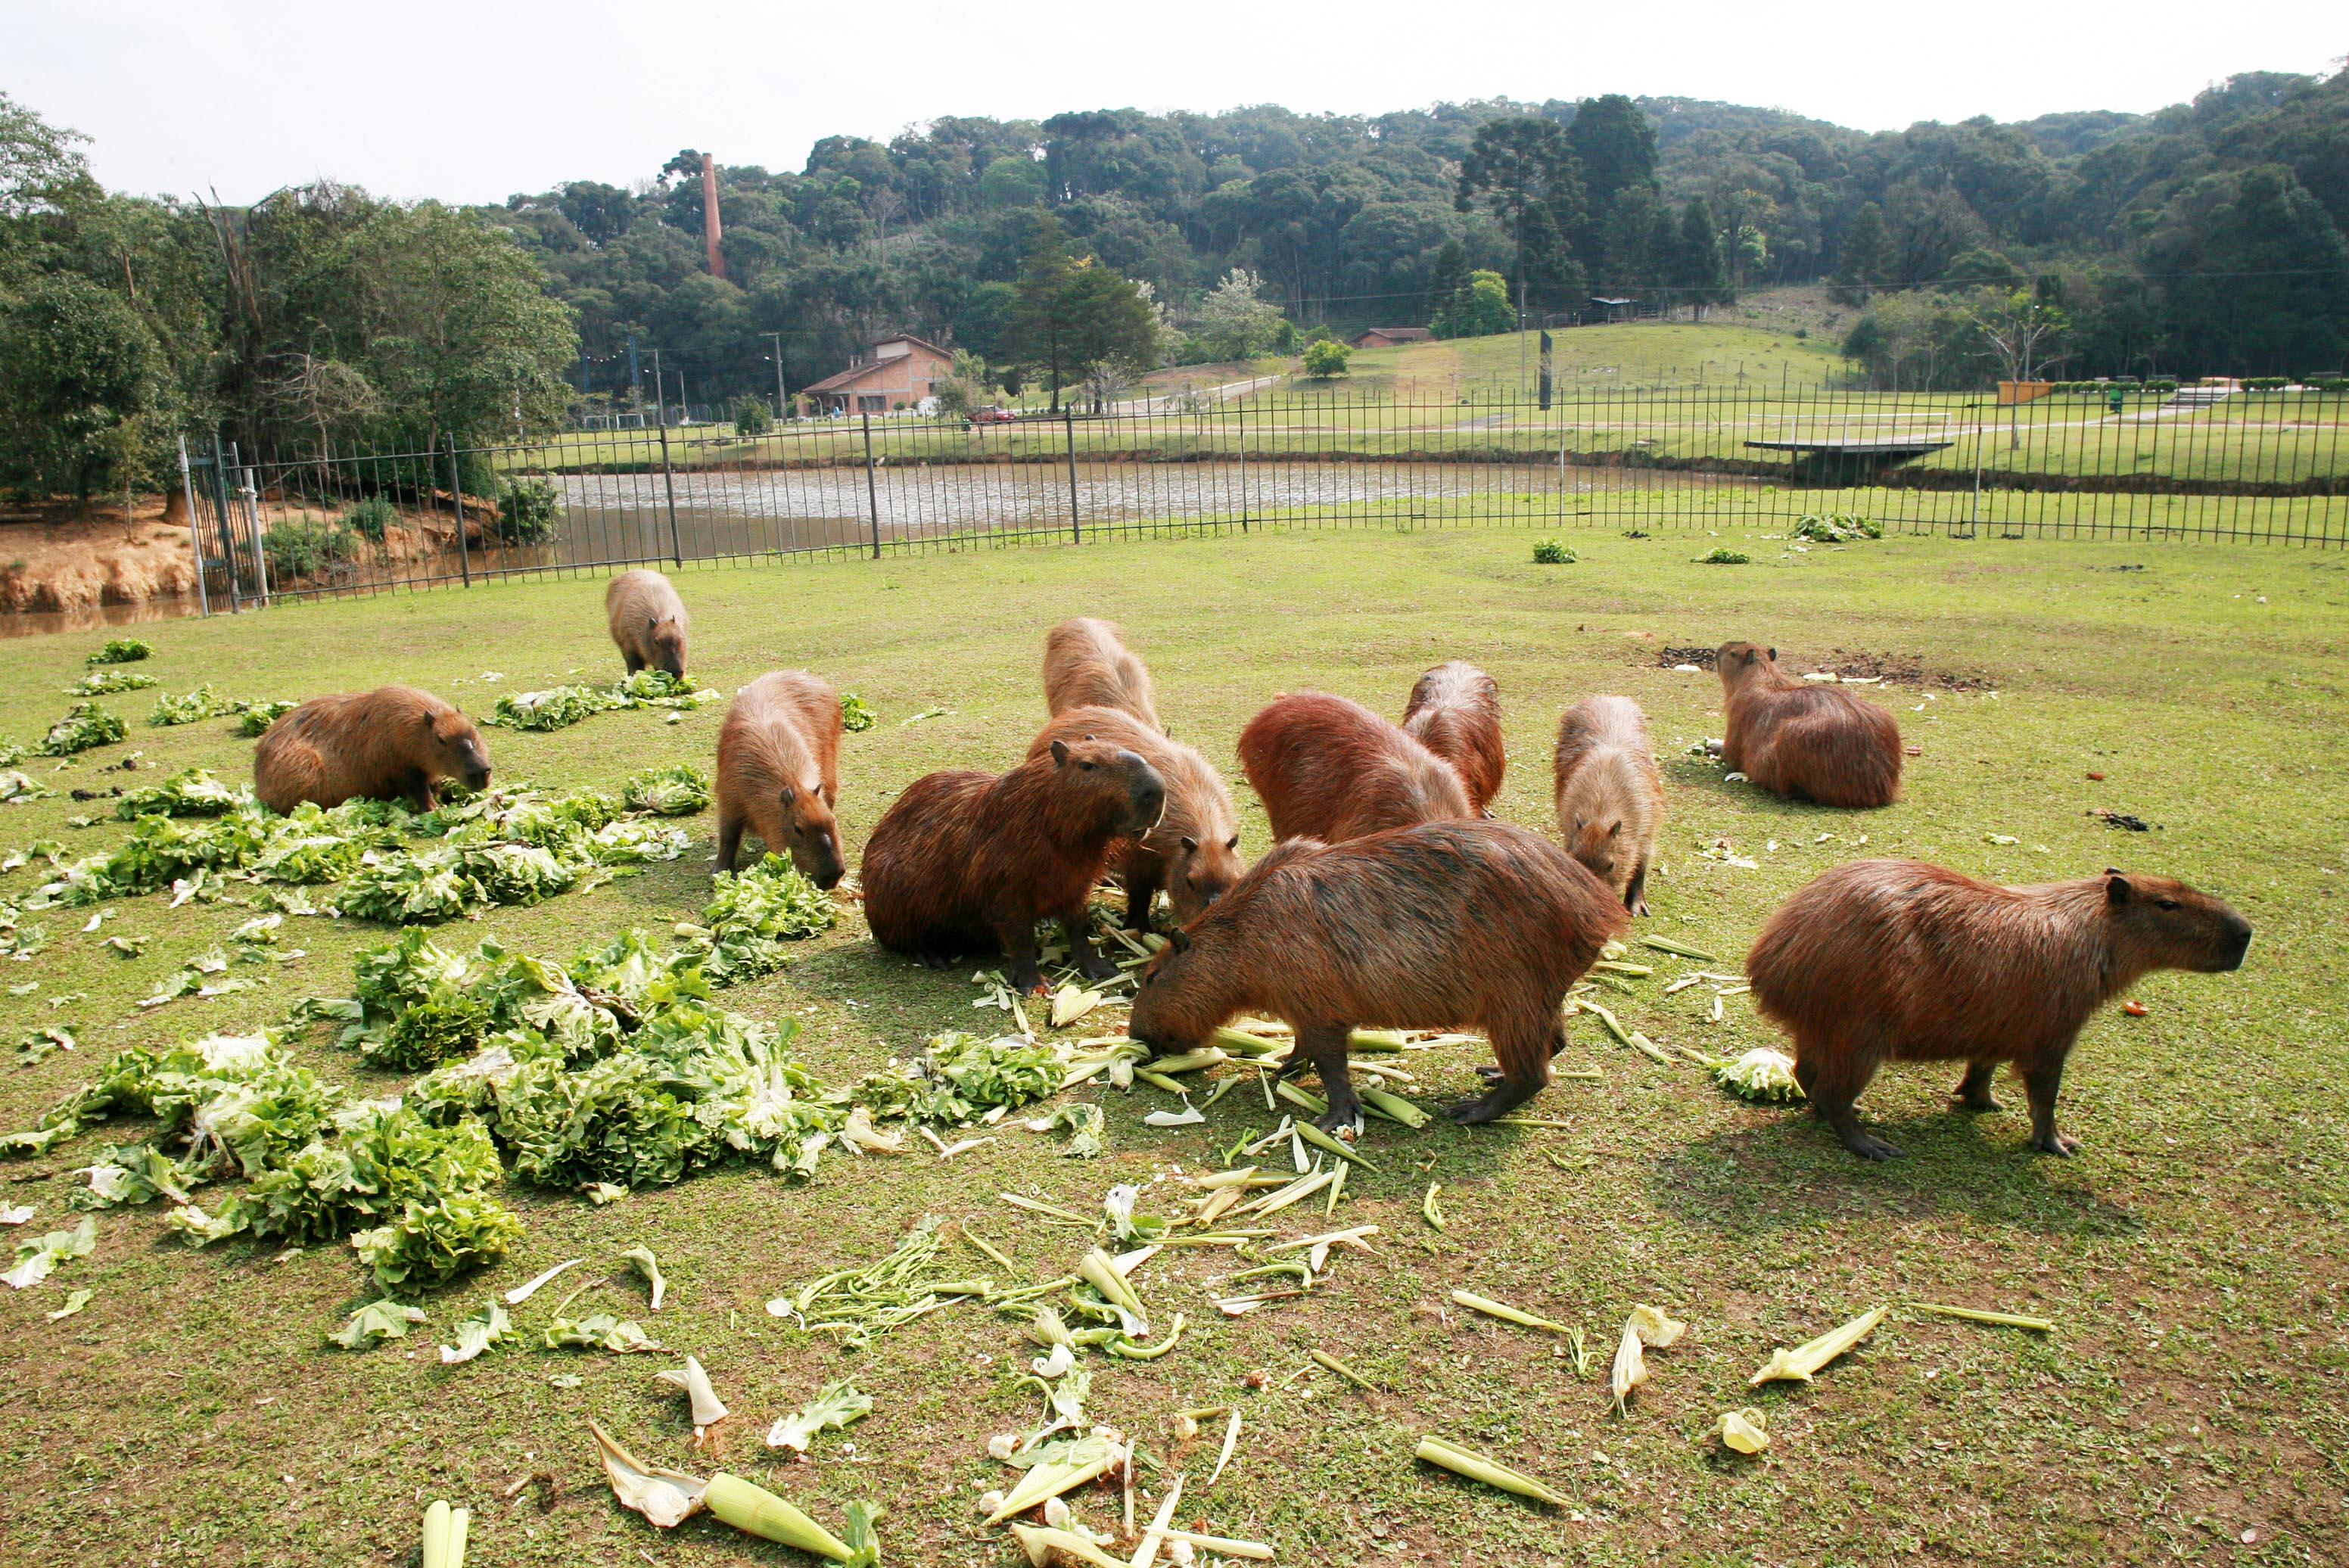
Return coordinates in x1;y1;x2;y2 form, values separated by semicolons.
860;412;882;559
656;419;683;566
1064;407;1081;544
446;436;472;586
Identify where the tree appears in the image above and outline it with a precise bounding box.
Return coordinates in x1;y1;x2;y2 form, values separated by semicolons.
1006;216;1161;409
978;154;1046;210
1971;285;2071;444
1518;200;1586;313
2140;164;2349;375
0;91;95;220
732;394;773;434
1672;198;1729;319
1192;268;1288;360
1455;117;1585;334
1424;239;1471;326
1432;270;1514;339
0;272;175;505
1831;202;1889;302
1301;338;1350;378
1563;94;1657;270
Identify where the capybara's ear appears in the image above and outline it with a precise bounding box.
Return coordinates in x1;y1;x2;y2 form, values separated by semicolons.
2106;873;2133;905
1224;835;1239;851
1766;646;1777;661
1050;739;1070;766
1180;835;1199;854
1608;820;1623;838
1168;928;1192;953
779;785;795;807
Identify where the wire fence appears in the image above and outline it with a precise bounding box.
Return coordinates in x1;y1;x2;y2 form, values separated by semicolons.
180;384;2349;610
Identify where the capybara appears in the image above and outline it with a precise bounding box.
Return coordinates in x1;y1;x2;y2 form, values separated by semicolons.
1717;642;1901;808
1401;661;1506;814
1027;705;1245;929
1552;695;1666;915
1128;820;1629;1132
1043;617;1161;731
607;569;689;678
1747;859;2251;1161
860;739;1167;993
714;672;845;887
1237;692;1473;845
253;686;491;814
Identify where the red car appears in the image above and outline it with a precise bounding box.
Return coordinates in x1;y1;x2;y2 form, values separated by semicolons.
967;406;1019;425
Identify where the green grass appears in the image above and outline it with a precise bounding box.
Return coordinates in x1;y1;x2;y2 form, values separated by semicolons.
1330;320;1849;397
3;520;2345;1566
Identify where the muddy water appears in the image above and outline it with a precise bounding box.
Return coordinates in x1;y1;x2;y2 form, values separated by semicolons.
0;596;202;639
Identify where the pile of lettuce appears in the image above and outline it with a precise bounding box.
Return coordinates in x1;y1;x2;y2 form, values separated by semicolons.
848;1032;1066;1126
87;638;153;665
66;669;160;696
236;700;299;736
483;670;718;733
149;685;255;727
38;702;126;757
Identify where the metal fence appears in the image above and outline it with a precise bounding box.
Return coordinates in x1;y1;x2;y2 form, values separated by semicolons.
180;385;2349;611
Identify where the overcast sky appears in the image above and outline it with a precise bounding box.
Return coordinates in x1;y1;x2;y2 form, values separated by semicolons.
8;1;2341;205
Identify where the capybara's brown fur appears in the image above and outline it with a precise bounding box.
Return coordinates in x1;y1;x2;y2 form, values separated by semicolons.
1747;858;2251;1160
1401;661;1505;814
606;570;689;677
715;672;845;887
1237;692;1473;845
1717;641;1902;808
1027;706;1244;928
861;739;1167;993
1043;617;1161;731
1129;820;1629;1131
253;686;491;814
1552;694;1666;915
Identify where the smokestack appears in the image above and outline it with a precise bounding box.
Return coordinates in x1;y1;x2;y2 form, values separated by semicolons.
701;152;726;280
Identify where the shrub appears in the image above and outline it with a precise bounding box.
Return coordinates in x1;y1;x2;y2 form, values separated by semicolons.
1532;537;1577;565
2243;377;2289;391
495;478;561;546
733;396;773;437
1301;339;1351;378
263;519;354;580
343;496;398;542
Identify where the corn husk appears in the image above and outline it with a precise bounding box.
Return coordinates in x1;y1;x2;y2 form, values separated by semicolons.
1311;1349;1375;1389
1051;985;1105;1028
1129;1472;1184;1568
588;1417;708;1528
504;1256;583;1305
1209;1026;1283;1057
421;1500;469;1568
1610;1305;1685;1413
703;1472;853;1560
1000;1193;1096;1225
842;1105;907;1154
656;1355;729;1429
1162;1526;1273;1560
1718;1408;1770;1454
622;1246;667;1311
1078;1249;1146;1323
1907;1302;2055;1332
1641;935;1717;961
1421;1184;1445;1231
1750;1305;1888;1385
1148;1047;1230;1074
1413;1436;1567;1507
986;1442;1117;1524
1293;1120;1378;1169
1450;1290;1567;1333
1205;1408;1242;1486
1237;1166;1333;1218
1010;1523;1127;1568
1358;1086;1430;1128
1324;1159;1347;1216
1264;1224;1377;1256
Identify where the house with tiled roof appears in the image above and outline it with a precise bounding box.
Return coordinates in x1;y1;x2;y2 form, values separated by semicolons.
1352;325;1433;349
800;335;954;414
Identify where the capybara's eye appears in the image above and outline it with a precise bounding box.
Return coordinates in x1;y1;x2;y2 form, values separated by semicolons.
1079;761;1095;771
2157;898;2180;910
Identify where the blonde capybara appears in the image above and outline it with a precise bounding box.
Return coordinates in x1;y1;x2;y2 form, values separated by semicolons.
1028;705;1245;929
606;569;689;677
1401;661;1505;814
1552;695;1666;915
1129;821;1629;1131
1042;617;1162;731
253;686;491;814
1747;859;2251;1160
860;739;1166;994
1237;692;1473;845
714;672;845;887
1717;642;1902;808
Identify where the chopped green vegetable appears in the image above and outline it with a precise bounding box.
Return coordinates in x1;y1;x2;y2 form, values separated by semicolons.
235;700;299;736
838;692;877;733
3;1214;97;1289
327;1298;428;1349
1693;547;1752;565
1414;1435;1567;1507
148;685;238;726
851;1031;1062;1126
1710;1047;1804;1103
437;1299;517;1364
65;669;159;695
765;1378;873;1452
623;1244;667;1310
86;638;153;666
39;702;126;757
621;763;711;816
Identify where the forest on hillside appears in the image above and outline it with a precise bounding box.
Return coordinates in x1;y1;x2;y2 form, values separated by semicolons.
1;69;2345;499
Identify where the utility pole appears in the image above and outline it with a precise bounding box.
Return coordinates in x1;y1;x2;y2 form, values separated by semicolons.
628;335;642;416
763;331;787;417
650;347;664;428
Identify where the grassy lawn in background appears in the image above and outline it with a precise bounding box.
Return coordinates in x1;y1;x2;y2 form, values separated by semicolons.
2;518;2344;1566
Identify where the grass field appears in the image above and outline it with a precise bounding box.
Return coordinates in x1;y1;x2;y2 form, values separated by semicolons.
3;521;2346;1567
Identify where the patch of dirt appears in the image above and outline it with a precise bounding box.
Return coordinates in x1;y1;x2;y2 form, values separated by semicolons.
0;494;196;614
1653;645;1995;689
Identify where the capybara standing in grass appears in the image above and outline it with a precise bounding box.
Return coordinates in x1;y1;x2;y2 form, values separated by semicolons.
861;739;1166;993
1043;617;1162;731
1553;695;1666;915
254;686;491;813
1717;641;1901;808
1747;858;2251;1161
607;570;689;677
1237;692;1473;844
714;672;845;887
1128;820;1629;1131
1401;661;1505;814
1028;705;1245;928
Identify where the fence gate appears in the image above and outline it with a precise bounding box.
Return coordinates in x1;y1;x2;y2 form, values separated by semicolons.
178;434;269;612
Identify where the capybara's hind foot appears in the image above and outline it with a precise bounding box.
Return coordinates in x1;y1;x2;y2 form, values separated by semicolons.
1315;1099;1365;1141
914;950;956;971
1076;949;1120;983
1447;1081;1539;1124
1953;1088;2004;1112
1840;1129;1904;1161
2030;1130;2081;1157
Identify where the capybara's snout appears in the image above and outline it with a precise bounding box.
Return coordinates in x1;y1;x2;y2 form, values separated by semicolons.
464;764;492;792
1122;755;1168;835
657;647;686;679
798;830;846;891
2216;913;2253;972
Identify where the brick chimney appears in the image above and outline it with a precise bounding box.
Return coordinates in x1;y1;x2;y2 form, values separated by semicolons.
701;153;726;280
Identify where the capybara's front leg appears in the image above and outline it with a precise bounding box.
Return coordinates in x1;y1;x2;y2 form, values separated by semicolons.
1122;867;1161;933
1297;1022;1362;1137
1952;1060;2003;1112
714;810;744;875
1062;912;1120;983
996;916;1047;995
1624;860;1651;918
1449;1022;1549;1124
624;649;645;675
405;770;438;813
2020;1053;2078;1156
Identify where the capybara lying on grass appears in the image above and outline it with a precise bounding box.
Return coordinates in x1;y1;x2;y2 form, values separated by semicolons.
607;569;689;677
1402;661;1505;814
1044;617;1161;731
1717;641;1901;808
1747;858;2251;1160
1237;692;1472;844
1128;820;1629;1131
254;686;490;813
1028;705;1243;928
1553;694;1666;914
861;738;1166;992
715;671;845;887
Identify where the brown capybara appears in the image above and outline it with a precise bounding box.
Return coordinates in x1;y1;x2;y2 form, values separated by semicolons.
1401;661;1506;814
1237;692;1473;845
607;569;689;678
253;686;491;814
1027;705;1245;929
1552;695;1666;915
1747;858;2251;1161
1128;820;1629;1132
1717;641;1901;808
714;672;845;887
860;739;1166;993
1043;617;1162;731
